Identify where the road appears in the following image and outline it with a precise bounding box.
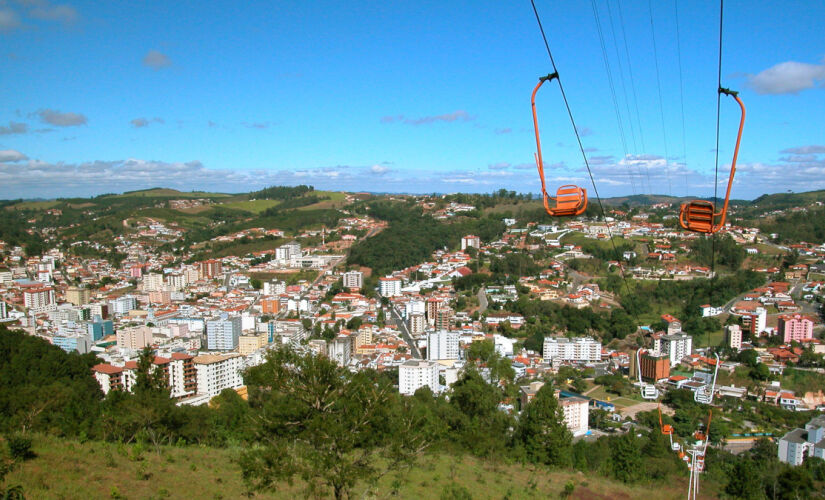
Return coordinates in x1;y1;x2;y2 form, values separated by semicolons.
388;303;422;359
477;288;488;313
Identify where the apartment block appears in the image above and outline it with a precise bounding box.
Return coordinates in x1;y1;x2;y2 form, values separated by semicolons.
778;314;815;343
427;330;459;361
342;270;363;289
399;359;439;395
206;315;242;351
116;325;153;350
193;353;244;398
542;336;601;362
378;277;402;297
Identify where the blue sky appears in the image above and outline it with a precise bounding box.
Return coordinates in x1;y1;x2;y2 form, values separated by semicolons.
1;0;824;199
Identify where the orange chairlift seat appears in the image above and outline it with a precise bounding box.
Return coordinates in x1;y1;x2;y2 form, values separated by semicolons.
531;73;587;217
679;87;746;233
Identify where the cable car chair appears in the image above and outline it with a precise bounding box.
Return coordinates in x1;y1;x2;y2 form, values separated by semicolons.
531;73;587;216
679;88;746;233
658;403;681;452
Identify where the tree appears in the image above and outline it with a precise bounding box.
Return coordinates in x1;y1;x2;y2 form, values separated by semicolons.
610;433;643;483
240;348;425;500
725;459;765;499
516;383;572;467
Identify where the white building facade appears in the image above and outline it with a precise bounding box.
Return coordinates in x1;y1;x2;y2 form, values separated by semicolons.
399;359;440;395
542;336;601;362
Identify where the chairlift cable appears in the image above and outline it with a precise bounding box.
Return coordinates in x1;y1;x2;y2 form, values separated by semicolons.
529;0;644;331
590;0;637;195
674;0;690;197
648;0;673;197
615;0;651;193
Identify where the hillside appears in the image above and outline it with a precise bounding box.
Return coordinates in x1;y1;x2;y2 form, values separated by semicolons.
751;189;825;210
4;434;715;500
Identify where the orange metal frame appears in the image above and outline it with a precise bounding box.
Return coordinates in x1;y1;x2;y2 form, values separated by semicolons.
531;74;587;217
680;88;746;233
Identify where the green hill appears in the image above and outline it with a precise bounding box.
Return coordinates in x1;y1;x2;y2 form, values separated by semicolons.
3;434;707;500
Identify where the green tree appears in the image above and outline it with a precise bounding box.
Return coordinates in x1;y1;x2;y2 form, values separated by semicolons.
516;383;572;467
610;433;643;483
240;348;425;500
725;459;765;499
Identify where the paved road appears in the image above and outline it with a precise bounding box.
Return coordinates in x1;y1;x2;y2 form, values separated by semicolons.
477;288;488;313
389;303;422;359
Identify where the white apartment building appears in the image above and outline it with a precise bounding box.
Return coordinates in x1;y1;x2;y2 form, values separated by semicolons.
461;235;481;251
168;352;197;398
379;277;402;297
328;335;352;366
727;324;742;351
342;270;363;289
23;287;56;313
542;336;601;362
399;359;440;395
409;313;425;335
263;280;286;295
405;299;426;318
778;416;825;466
427;330;459;361
166;273;187;291
560;396;590;436
276;242;301;261
193;353;244;398
655;333;693;367
0;300;7;319
206;315;242;351
110;295;137;315
143;273;164;292
116;325;153;350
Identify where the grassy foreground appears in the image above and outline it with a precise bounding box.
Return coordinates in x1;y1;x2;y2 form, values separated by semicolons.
4;435;717;499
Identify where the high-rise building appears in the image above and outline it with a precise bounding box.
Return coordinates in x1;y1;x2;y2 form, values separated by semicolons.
342;270;363;290
206;316;242;351
727;324;742;350
409;313;425;335
66;286;91;306
23;287;56;313
0;301;7;319
399;359;440;395
239;334;267;355
169;352;198;398
427;330;459;361
778;314;814;343
542;336;601;362
426;298;441;326
87;317;114;341
328;335;353;366
461;235;481;251
109;295;137;315
199;259;223;280
639;351;670;382
435;307;454;331
193;353;244;397
143;273;164;292
378;277;402;297
116;325;153;350
742;307;767;337
655;333;693;367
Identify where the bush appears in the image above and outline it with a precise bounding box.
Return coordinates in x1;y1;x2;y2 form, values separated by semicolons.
6;434;34;460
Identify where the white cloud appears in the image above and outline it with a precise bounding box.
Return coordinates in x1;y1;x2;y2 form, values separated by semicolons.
380;110;475;126
142;50;172;70
780;145;825;155
35;109;86;126
0;8;22;31
0;121;28;135
29;2;78;24
0;149;27;162
746;59;825;95
370;165;389;175
130;117;164;128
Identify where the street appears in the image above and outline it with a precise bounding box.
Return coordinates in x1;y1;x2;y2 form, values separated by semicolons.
389;304;422;359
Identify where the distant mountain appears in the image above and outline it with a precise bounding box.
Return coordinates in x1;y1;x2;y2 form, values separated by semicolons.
750;190;825;210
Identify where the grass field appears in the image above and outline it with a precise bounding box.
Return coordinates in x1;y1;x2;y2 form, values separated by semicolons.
218;199;282;213
4;434;715;499
5;200;60;210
